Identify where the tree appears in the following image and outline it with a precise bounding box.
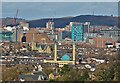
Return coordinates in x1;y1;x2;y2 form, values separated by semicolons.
2;64;34;81
43;67;54;76
95;63;115;81
60;64;70;75
106;66;115;81
57;69;90;81
2;67;18;81
97;69;107;81
79;69;89;81
114;50;120;81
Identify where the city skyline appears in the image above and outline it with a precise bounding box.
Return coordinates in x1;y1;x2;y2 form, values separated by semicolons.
1;1;120;82
2;2;118;20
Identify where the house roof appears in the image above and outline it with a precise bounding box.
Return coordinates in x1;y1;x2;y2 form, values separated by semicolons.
18;71;48;81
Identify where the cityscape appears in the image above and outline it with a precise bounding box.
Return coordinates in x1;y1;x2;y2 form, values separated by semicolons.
0;2;120;82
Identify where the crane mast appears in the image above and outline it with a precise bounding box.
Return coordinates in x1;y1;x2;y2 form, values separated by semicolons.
14;9;19;25
14;9;19;42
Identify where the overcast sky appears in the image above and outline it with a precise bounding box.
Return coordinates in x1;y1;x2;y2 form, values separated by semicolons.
1;0;119;2
2;2;118;20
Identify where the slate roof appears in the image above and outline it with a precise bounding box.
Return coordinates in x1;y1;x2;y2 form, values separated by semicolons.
18;71;48;81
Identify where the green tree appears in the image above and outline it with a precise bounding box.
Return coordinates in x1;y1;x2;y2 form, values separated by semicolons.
43;68;53;76
106;66;115;81
97;69;107;81
94;61;117;81
80;69;89;81
60;64;70;75
2;67;18;81
113;60;120;81
2;64;34;81
57;68;86;81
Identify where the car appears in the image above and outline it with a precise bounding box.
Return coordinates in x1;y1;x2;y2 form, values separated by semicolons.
90;68;96;72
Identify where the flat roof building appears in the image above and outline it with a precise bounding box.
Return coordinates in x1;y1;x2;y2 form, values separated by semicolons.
100;29;120;42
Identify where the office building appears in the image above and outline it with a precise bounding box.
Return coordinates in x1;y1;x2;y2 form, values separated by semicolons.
46;21;55;40
100;29;120;42
93;36;115;48
58;30;71;41
0;31;13;42
46;21;54;29
84;33;98;42
84;22;90;33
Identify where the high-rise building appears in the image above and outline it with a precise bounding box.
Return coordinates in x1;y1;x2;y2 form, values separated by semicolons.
46;21;55;35
58;31;71;41
70;22;84;41
46;21;54;29
84;22;90;33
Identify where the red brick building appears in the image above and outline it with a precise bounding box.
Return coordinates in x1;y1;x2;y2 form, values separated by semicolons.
93;37;115;48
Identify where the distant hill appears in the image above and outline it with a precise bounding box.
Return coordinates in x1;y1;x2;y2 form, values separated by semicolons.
1;15;119;28
1;17;26;26
28;15;118;28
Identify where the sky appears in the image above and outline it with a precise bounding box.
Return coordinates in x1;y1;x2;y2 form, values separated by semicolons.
2;2;118;20
1;0;119;2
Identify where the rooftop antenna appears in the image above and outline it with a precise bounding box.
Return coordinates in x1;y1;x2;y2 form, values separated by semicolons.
52;11;56;22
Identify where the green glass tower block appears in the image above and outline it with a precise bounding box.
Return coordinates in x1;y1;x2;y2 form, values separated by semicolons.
71;23;84;41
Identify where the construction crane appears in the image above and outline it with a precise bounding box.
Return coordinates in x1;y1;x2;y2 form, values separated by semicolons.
14;9;19;25
14;9;19;42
